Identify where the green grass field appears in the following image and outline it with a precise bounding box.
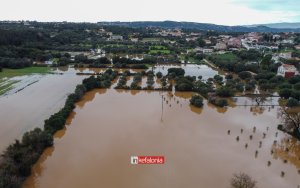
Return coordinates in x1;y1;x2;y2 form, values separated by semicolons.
142;38;161;42
0;80;18;95
0;67;51;79
103;44;134;48
0;67;51;95
280;48;296;53
149;45;170;54
212;53;239;62
149;50;171;55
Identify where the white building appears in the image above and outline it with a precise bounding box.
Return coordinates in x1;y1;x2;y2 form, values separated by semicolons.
279;52;292;60
281;39;294;44
45;60;54;65
295;45;300;50
203;48;214;54
215;42;227;50
277;64;299;78
110;35;123;40
131;38;139;42
193;47;213;54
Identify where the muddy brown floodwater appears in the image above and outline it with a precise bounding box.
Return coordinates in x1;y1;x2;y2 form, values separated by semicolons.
23;89;300;188
0;68;86;152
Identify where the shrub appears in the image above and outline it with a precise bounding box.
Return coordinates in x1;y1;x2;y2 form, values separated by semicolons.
0;128;53;187
279;83;292;89
245;83;255;91
230;173;257;188
235;83;244;92
131;64;148;69
156;71;163;79
238;71;252;80
269;75;284;84
226;74;233;80
215;98;228;107
279;88;293;99
291;90;300;100
175;77;194;91
167;68;185;77
287;98;299;107
209;97;228;107
289;75;300;84
193;80;214;98
294;83;300;90
214;75;223;82
216;86;234;97
190;95;204;108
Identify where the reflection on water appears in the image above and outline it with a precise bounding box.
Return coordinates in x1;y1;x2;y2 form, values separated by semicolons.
77;89;107;109
23;89;300;188
189;105;203;114
153;64;219;80
273;137;300;170
68;64;219;81
28;146;55;181
207;102;228;113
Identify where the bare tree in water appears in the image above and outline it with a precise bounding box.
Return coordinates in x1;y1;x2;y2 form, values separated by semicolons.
279;107;300;135
230;173;257;188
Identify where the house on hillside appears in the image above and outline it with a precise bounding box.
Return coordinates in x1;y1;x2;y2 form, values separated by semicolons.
295;45;300;50
131;38;139;42
45;60;54;65
215;42;227;50
110;35;123;40
193;47;213;54
279;52;292;60
277;64;299;78
227;38;242;48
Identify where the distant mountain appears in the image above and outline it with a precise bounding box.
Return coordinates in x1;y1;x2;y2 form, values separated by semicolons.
98;21;300;33
246;22;300;29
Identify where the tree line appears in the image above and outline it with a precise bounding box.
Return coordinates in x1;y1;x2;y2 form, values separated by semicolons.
0;70;117;188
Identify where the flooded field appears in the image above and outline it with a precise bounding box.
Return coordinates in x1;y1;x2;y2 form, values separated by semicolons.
74;64;220;80
23;89;300;188
153;64;219;79
0;67;86;151
1;65;299;188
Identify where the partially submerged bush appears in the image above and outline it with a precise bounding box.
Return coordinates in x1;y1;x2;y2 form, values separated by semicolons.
190;95;204;108
209;96;228;107
230;173;257;188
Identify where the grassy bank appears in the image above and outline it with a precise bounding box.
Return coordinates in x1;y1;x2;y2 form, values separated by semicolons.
0;80;19;95
0;67;51;95
0;67;51;79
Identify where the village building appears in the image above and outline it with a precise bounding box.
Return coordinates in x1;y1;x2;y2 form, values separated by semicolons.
215;42;227;50
279;52;292;59
277;64;299;78
227;38;242;48
110;35;123;40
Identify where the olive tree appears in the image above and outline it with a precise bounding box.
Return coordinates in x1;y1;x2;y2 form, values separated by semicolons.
279;107;300;135
230;173;256;188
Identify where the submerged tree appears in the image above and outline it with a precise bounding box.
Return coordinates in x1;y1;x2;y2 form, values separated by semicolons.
230;173;257;188
279;107;300;137
190;95;203;108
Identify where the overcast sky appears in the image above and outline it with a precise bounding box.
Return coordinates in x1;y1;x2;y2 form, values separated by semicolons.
0;0;299;25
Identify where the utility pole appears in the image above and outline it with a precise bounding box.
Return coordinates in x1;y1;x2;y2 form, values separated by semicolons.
161;94;164;122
